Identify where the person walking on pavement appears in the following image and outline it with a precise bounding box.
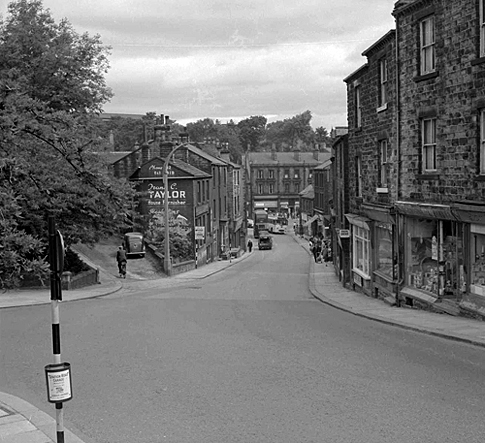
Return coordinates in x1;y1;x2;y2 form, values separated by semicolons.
321;242;329;266
116;245;127;278
313;237;322;263
247;239;253;253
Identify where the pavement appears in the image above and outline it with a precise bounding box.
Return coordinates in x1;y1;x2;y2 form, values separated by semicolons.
3;230;485;442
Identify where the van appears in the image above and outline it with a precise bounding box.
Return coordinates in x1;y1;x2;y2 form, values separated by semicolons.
258;233;272;250
123;232;145;257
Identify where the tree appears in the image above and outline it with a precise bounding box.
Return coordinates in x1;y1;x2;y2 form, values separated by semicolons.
145;210;193;262
265;111;315;151
0;0;135;289
237;115;267;151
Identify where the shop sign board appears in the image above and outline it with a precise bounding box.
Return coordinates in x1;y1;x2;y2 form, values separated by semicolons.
339;229;350;238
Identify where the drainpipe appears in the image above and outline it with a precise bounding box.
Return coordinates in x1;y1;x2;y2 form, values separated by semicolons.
394;17;402;307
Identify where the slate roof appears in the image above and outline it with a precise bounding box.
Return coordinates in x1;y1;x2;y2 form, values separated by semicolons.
247;150;331;166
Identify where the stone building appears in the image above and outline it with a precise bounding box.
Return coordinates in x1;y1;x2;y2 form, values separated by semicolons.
340;0;485;319
393;0;485;318
244;146;330;218
344;30;397;302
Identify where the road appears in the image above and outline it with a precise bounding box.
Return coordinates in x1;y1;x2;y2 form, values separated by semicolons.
2;233;485;442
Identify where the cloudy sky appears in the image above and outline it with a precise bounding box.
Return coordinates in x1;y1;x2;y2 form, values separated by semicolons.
2;0;396;129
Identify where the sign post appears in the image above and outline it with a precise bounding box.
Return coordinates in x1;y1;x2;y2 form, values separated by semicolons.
46;216;71;443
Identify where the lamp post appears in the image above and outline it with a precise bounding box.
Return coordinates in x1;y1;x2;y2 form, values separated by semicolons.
162;136;189;276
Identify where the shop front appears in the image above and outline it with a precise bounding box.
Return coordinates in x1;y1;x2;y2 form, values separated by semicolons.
362;204;397;303
396;202;464;308
452;201;485;318
345;214;372;295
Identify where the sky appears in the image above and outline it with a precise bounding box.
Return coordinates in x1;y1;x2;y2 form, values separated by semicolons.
1;0;396;129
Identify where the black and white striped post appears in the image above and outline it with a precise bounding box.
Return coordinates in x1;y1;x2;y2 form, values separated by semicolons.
45;216;72;443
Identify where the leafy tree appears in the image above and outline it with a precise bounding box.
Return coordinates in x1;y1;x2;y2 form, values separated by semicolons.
0;0;135;289
265;111;315;151
237;115;267;152
145;210;194;262
186;118;218;142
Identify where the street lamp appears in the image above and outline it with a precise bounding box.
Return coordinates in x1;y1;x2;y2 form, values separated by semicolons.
163;142;186;276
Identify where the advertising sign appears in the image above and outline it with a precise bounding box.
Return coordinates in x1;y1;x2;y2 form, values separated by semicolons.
45;362;72;403
195;226;205;240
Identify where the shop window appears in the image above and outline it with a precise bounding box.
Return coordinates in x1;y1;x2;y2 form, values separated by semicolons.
471;225;485;296
353;225;370;276
376;223;393;278
406;219;463;296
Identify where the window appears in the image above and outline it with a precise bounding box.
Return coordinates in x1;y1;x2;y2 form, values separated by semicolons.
269;184;274;194
284;169;290;179
294;169;300;179
284;183;290;193
294;183;300;193
379;139;389;187
197;181;201;203
480;109;485;175
480;0;485;57
355;85;362;128
269;170;274;179
379;59;388;107
355;156;362;197
422;118;437;172
257;169;264;179
353;225;370;276
376;224;393;278
258;184;264;194
420;15;435;75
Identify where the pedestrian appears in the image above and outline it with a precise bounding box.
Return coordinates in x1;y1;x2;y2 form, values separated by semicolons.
116;245;127;278
247;239;253;253
321;242;329;266
313;238;322;263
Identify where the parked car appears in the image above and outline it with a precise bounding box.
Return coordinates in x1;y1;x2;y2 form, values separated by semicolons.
247;218;254;228
123;232;145;257
275;224;286;234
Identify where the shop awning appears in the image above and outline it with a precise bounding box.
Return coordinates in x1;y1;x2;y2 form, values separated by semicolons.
452;200;485;223
395;201;454;220
254;201;278;209
361;204;395;224
303;214;319;227
345;214;371;229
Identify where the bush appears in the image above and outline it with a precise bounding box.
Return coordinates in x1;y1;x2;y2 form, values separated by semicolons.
63;248;90;274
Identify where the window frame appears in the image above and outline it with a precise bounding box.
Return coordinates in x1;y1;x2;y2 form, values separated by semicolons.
480;109;485;175
258;184;264;194
355;85;362;128
257;169;264;179
379;139;389;187
480;0;485;57
355;156;362;197
422;117;437;172
420;15;435;75
378;58;388;107
352;225;370;277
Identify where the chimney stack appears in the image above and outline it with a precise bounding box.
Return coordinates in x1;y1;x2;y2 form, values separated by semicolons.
313;143;319;160
271;143;277;161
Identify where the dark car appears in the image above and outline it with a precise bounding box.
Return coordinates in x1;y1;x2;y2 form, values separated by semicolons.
123;232;145;257
258;232;273;250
